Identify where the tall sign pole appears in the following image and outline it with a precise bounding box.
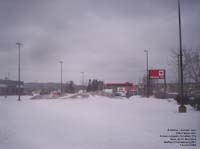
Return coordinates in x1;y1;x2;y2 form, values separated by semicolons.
178;0;186;112
164;70;167;98
16;42;22;101
144;50;149;97
149;69;166;98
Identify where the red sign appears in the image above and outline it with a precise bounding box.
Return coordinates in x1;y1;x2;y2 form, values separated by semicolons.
149;69;165;79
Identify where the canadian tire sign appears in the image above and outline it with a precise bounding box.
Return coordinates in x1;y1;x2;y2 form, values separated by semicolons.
149;69;165;79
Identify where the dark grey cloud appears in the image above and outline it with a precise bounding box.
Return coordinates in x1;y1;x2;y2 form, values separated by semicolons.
0;0;199;84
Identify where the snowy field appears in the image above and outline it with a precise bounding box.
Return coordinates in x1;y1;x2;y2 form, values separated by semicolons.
0;95;199;149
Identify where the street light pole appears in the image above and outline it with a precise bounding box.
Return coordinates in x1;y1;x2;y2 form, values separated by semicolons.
16;42;22;101
144;50;149;97
177;0;186;112
81;72;84;90
59;61;63;94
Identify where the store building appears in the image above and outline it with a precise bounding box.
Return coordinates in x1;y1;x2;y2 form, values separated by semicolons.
0;79;24;95
105;82;138;95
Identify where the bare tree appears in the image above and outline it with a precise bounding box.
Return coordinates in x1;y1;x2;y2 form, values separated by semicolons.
183;49;200;83
171;48;200;83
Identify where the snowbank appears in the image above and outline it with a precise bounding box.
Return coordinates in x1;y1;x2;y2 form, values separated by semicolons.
0;95;199;149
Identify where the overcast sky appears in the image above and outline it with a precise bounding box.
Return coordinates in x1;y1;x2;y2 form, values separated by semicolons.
0;0;199;84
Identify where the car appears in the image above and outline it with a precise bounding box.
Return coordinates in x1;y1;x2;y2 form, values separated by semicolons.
115;92;127;97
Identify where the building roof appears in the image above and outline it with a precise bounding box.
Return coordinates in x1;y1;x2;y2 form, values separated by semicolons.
105;82;133;87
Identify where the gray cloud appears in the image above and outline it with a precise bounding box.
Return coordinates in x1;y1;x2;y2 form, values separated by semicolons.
0;0;199;84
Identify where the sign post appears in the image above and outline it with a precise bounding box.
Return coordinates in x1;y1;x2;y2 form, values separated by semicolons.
149;69;166;98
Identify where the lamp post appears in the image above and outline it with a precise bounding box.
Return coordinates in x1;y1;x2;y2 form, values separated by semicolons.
177;0;186;112
16;42;22;101
59;61;63;94
81;72;84;90
144;50;149;97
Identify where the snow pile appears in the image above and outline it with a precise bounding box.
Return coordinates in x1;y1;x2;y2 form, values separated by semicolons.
30;91;116;100
0;95;199;149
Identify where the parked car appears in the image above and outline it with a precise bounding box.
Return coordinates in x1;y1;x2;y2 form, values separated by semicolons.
115;92;127;97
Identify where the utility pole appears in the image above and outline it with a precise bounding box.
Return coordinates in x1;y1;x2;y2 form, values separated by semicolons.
16;42;22;101
59;61;63;95
144;50;149;97
177;0;186;112
178;55;180;95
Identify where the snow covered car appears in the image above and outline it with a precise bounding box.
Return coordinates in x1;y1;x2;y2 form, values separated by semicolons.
115;92;127;97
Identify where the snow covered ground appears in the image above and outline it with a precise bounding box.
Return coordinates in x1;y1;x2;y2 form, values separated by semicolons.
0;95;199;149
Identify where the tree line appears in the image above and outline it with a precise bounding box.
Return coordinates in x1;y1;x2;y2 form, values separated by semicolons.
65;79;104;93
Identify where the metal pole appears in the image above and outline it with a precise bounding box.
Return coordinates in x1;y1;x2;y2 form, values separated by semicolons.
178;0;186;112
144;50;149;97
81;72;84;90
164;70;167;98
59;61;63;94
7;72;10;79
16;42;22;101
178;55;180;94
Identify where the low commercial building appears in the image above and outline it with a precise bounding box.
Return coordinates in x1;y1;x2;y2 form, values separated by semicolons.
0;79;24;95
105;82;138;95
